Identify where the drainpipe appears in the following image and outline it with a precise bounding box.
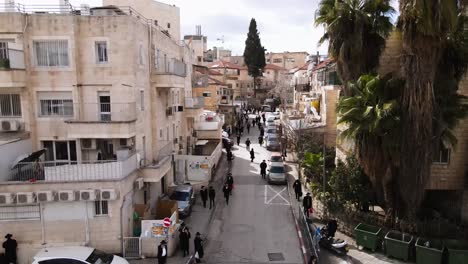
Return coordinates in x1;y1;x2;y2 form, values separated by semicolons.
119;191;127;254
84;201;90;245
40;203;45;245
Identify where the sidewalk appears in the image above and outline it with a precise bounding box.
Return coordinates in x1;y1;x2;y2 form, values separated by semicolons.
284;156;406;264
129;153;228;264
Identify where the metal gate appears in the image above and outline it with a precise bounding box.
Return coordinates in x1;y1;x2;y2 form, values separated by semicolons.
123;237;141;259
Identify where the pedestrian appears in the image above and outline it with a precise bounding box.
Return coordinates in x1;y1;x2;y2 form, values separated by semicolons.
200;186;208;208
260;160;267;179
303;192;313;218
262;113;266;123
3;234;17;264
258;135;263;146
194;232;204;263
227;150;233;162
223;183;230;205
293;179;302;201
260;127;264;137
226;173;234;195
252;119;256;127
227;127;231;137
236;134;241;146
157;240;168;264
246;122;250;134
245;138;251;150
208;186;215;209
250;148;255;162
179;227;188;256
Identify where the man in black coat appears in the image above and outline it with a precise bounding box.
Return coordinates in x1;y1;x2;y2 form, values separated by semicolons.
2;234;17;264
226;174;234;195
194;232;204;263
293;179;302;201
208;186;215;209
260;160;267;179
223;184;230;205
200;186;208;208
157;240;168;264
303;193;313;218
236;134;241;146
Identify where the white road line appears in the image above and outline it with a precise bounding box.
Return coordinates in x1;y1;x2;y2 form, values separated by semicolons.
266;186;290;205
301;246;306;254
298;231;302;238
264;185;267;204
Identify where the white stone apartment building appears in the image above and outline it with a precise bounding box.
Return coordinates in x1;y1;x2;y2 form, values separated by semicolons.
0;1;222;263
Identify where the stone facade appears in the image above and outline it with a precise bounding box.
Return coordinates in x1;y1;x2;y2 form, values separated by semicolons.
265;51;309;70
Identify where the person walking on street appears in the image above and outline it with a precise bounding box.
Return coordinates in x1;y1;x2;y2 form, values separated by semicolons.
245;138;251;150
179;227;188;256
3;234;17;264
252;119;256;127
293;179;302;201
208;186;215;209
227;150;233;162
236;134;241;146
226;174;234;195
262;113;266;123
250;148;255;162
200;186;208;208
260;160;267;179
223;184;230;205
194;232;204;263
157;240;168;264
303;192;313;218
247;122;250;134
258;135;263;146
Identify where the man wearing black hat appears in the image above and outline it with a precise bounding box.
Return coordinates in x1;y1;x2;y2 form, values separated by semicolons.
157;240;167;264
303;193;313;218
2;233;17;264
194;232;204;263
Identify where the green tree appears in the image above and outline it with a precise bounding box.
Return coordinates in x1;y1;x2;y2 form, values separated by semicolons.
337;74;403;216
243;18;266;96
398;0;466;218
315;0;394;94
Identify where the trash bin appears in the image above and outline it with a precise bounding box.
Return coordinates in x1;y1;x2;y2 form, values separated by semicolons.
384;230;413;261
354;223;382;252
444;239;468;264
415;238;443;264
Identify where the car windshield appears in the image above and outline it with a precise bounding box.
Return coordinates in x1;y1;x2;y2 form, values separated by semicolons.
267;129;276;133
85;249;114;264
170;191;190;201
271;156;282;162
270;166;284;173
269;138;278;142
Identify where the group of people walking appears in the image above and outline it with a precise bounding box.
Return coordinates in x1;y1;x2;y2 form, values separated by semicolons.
157;227;204;264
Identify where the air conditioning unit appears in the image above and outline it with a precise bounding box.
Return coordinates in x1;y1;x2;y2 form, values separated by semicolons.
80;190;97;201
135;178;144;190
0;193;14;205
100;189;117;201
36;191;54;202
58;190;75;202
81;139;96;150
16;192;36;204
0;120;21;132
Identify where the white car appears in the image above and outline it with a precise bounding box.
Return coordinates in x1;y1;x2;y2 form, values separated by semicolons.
32;246;129;264
267;162;287;184
268;152;284;167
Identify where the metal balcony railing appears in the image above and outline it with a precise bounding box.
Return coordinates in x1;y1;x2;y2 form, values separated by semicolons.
70;102;137;122
155;57;186;77
0;43;25;70
6;153;138;183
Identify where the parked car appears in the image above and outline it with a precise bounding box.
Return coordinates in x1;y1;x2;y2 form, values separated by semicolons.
261;104;273;112
266;116;276;126
267;162;287;184
170;184;195;218
266;127;277;138
32;246;129;264
269;152;284;167
266;135;281;151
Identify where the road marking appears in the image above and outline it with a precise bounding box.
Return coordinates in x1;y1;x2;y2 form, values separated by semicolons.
298;231;302;238
301;246;306;254
264;185;290;205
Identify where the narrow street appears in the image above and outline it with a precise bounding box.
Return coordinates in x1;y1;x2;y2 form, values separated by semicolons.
204;124;303;264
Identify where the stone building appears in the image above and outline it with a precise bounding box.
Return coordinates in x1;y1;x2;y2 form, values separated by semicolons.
265;51;309;70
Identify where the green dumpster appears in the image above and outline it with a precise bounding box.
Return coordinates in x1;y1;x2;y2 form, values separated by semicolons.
354;223;382;252
415;238;443;264
444;239;468;264
384;230;413;261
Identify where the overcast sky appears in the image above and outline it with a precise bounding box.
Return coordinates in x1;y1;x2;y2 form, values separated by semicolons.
16;0;398;56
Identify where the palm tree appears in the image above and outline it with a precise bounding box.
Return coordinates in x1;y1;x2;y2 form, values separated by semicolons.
337;74;403;215
315;0;394;94
398;0;464;218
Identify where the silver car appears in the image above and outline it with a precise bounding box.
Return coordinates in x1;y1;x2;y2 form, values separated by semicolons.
267;162;287;184
266;135;281;151
170;184;195;218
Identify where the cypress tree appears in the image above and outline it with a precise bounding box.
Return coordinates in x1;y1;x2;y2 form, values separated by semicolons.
243;18;266;97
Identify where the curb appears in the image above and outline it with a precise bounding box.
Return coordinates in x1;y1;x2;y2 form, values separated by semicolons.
287;174;309;264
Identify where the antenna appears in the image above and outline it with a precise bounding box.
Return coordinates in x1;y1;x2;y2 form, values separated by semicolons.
196;25;202;36
216;35;225;44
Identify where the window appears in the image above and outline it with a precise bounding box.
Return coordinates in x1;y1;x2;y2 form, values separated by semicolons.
0;205;40;220
43;140;77;162
138;43;144;65
160;129;163;139
167;23;171;29
273;58;282;63
39;99;73;117
0;94;21;117
288;58;295;62
202;92;211;97
266;59;270;63
95;41;108;63
154;20;158;26
94;200;109;216
0;41;8;60
33;40;69;67
433;144;450;164
140;90;144;111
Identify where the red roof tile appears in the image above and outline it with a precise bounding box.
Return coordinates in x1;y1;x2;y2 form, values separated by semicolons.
208;60;247;70
312;58;335;71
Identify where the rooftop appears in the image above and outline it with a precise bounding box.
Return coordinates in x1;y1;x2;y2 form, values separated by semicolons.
264;64;287;71
208;60;247;70
312;59;335;71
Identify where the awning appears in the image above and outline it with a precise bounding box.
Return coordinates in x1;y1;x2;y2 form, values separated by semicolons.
195;140;209;146
10;149;46;169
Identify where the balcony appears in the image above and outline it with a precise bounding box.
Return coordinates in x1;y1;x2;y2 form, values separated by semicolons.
141;141;173;183
0;43;26;88
5;153;138;183
65;103;137;138
152;58;186;89
185;97;204;118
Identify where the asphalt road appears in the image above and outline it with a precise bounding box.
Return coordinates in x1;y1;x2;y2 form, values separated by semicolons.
203;123;303;264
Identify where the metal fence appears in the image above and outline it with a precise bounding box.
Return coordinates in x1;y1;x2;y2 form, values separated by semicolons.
122;237;141;259
155;57;186;77
6;153;138;183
